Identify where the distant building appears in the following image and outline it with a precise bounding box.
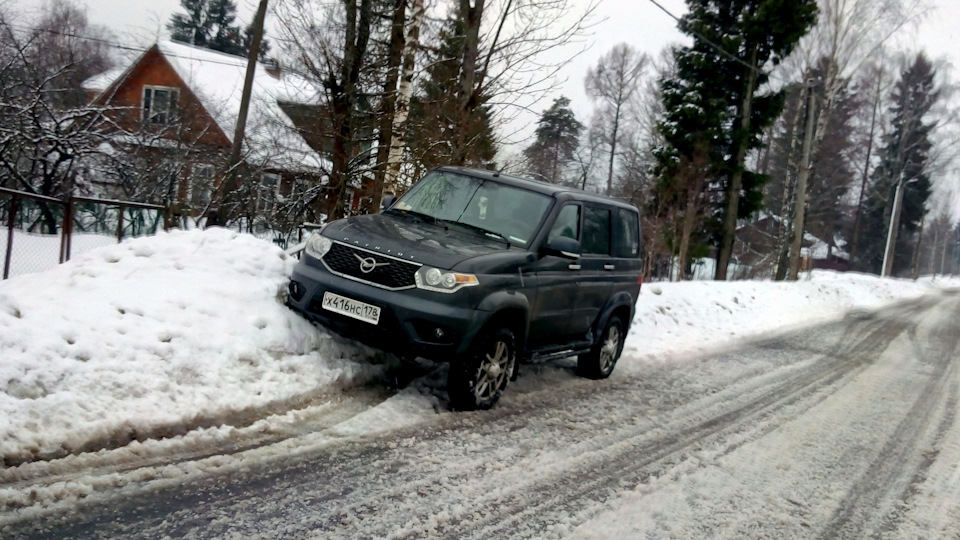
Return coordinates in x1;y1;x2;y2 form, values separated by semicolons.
82;41;374;224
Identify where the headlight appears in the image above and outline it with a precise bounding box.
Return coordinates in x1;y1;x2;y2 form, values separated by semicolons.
415;266;479;293
305;233;332;259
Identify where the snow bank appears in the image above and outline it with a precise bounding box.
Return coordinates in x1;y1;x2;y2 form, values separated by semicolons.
620;271;956;370
0;229;383;465
1;227;956;465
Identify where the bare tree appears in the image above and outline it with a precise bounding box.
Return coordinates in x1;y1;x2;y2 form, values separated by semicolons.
585;43;647;196
0;3;114;204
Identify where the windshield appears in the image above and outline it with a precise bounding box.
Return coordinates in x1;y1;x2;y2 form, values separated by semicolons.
391;170;552;246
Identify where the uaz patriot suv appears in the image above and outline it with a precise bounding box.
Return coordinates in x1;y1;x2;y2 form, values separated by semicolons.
287;167;643;410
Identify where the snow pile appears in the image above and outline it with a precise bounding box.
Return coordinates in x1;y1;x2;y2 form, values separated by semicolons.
1;227;956;466
0;229;383;465
621;270;954;369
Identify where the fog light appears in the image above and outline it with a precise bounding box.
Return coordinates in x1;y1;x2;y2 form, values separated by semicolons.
434;328;445;338
288;281;305;302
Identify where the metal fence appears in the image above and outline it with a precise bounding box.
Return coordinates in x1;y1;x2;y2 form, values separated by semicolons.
1;187;166;280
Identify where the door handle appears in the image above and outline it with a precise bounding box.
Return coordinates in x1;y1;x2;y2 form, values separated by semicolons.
604;264;615;270
568;264;581;270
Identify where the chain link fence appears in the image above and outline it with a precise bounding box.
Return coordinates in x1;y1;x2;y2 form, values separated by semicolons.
2;188;166;280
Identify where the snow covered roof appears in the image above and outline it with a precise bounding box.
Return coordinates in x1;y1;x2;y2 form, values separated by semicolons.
85;41;329;174
81;66;127;92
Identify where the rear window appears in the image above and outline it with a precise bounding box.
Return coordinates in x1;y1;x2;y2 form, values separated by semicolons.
613;208;640;258
582;206;611;255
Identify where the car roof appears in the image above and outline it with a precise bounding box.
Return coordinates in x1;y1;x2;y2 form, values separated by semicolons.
435;166;640;213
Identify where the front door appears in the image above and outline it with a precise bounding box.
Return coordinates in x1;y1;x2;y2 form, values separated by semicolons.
527;204;582;348
569;205;615;339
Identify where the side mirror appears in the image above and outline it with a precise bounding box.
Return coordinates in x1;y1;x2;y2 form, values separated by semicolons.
541;236;580;260
381;194;397;211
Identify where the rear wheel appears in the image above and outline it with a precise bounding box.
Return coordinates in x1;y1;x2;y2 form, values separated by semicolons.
578;316;623;379
448;327;515;411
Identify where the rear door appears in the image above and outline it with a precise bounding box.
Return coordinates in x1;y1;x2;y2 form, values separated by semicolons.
527;203;582;348
568;204;615;339
611;207;643;304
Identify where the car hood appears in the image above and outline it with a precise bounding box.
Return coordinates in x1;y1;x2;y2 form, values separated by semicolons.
321;213;512;270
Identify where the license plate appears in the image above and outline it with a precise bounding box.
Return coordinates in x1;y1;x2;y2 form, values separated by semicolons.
321;292;381;325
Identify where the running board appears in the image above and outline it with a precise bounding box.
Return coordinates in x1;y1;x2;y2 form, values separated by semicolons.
527;346;592;364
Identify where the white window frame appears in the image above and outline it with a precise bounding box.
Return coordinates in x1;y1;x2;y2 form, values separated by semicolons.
142;85;180;125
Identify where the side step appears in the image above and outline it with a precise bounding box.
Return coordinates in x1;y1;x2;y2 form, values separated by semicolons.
527;345;592;364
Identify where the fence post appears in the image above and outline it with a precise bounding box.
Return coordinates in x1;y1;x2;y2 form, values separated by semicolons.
65;198;75;262
3;195;16;279
117;204;125;243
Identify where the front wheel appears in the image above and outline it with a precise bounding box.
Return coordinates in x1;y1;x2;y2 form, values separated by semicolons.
448;327;515;411
578;316;624;379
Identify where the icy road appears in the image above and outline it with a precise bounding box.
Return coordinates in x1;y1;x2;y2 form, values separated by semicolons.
3;291;960;538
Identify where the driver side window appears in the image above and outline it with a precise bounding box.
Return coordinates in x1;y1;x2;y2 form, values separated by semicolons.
548;205;580;242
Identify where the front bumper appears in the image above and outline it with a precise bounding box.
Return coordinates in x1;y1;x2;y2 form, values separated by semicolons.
286;256;489;361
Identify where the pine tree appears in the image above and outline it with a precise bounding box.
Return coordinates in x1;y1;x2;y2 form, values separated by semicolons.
654;0;819;280
167;0;252;57
855;53;938;275
205;0;243;55
408;11;497;172
168;0;213;47
523;97;582;184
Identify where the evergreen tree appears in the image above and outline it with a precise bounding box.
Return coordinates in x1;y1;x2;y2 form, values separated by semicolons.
205;0;243;55
408;11;497;172
168;0;258;57
855;53;938;275
168;0;213;47
654;0;819;280
523;97;582;184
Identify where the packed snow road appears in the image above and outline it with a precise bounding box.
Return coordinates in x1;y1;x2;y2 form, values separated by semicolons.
3;291;960;539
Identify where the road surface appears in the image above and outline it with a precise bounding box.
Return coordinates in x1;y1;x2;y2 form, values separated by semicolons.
2;291;960;538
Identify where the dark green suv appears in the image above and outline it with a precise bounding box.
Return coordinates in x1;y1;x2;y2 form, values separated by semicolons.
287;167;643;410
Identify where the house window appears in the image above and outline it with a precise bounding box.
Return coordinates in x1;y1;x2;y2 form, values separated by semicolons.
143;85;180;125
190;164;215;208
258;173;280;214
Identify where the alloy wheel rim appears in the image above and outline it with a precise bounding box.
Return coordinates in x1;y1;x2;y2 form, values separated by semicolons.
599;325;620;373
475;340;509;400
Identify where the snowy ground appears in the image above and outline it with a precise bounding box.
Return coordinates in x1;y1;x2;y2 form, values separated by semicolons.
1;229;958;534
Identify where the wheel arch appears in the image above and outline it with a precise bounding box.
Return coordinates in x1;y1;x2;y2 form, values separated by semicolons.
592;292;635;345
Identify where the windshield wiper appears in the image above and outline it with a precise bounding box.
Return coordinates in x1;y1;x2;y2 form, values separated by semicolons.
385;207;437;224
441;220;511;246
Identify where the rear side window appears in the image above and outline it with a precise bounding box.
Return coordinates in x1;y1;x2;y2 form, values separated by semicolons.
548;205;580;241
614;209;640;258
582;206;611;255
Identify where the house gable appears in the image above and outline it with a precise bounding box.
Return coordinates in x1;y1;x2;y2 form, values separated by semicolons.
91;46;231;149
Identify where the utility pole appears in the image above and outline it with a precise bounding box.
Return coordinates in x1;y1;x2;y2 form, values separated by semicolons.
210;0;269;227
881;172;906;277
788;79;817;280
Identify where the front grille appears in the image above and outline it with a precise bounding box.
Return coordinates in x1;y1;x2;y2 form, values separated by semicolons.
322;242;420;290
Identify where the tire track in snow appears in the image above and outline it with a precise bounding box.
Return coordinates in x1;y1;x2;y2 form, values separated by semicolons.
817;297;960;539
435;316;918;540
2;299;943;539
0;384;398;500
